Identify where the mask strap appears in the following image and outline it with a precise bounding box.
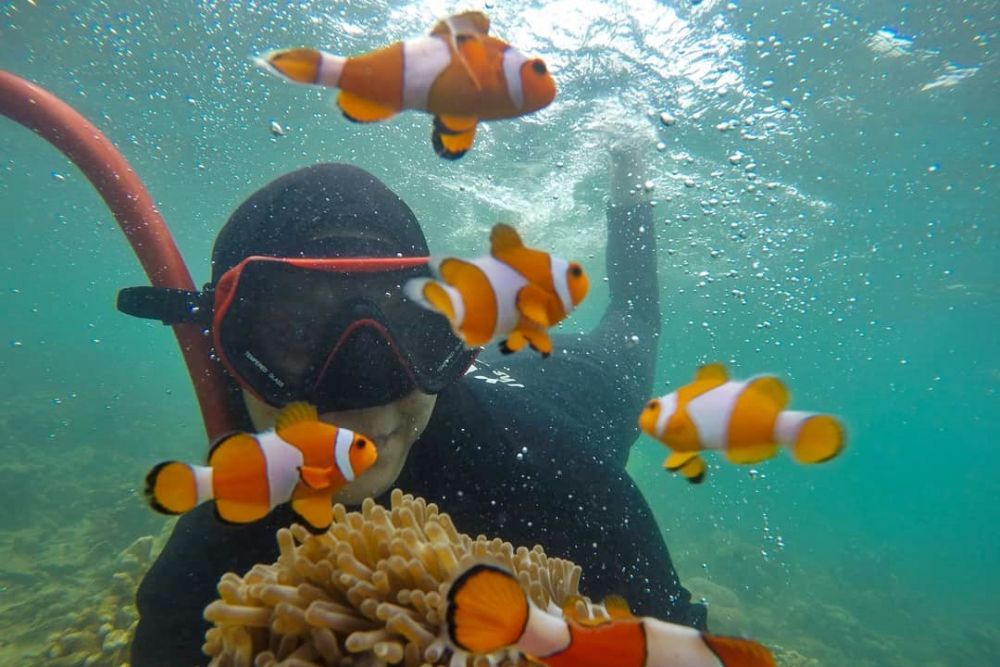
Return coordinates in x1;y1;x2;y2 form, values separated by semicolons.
116;285;214;325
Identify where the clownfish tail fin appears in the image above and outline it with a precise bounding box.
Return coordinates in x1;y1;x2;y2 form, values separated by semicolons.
701;633;776;666
776;411;846;464
257;48;323;84
256;48;346;88
446;564;530;654
145;461;209;515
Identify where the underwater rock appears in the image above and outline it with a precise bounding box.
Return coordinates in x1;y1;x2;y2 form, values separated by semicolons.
21;533;162;667
771;644;820;667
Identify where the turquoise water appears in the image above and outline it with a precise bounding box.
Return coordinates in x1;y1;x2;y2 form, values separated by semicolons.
1;1;997;665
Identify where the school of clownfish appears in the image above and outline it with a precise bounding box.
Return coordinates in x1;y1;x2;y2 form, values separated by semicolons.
144;11;850;667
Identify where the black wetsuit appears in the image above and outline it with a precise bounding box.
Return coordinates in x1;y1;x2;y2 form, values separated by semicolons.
132;201;706;667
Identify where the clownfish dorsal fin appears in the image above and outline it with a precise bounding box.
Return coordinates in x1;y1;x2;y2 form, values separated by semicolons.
601;594;634;620
431;11;490;92
431;10;491;39
276;402;319;435
490;223;525;257
561;594;613;626
694;362;728;386
744;375;790;411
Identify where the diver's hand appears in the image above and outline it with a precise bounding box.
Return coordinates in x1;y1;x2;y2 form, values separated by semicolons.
608;136;651;206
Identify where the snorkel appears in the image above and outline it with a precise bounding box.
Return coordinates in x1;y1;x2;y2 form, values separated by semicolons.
0;69;242;439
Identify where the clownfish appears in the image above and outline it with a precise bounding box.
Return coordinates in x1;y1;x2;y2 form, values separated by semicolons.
144;402;377;532
257;11;556;159
638;363;845;484
446;563;776;667
403;223;589;357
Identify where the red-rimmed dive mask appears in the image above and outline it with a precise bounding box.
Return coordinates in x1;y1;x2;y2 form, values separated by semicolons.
118;255;476;411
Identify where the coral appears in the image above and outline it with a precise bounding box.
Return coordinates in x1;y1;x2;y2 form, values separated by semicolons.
27;534;158;667
204;489;600;667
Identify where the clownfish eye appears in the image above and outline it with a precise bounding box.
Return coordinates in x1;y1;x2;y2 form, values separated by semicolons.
646;400;658;410
569;264;583;278
531;59;547;75
354;439;368;449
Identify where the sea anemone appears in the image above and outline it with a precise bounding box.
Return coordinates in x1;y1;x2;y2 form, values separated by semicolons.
203;489;603;667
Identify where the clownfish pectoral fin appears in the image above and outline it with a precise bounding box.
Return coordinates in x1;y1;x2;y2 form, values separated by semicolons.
515;283;556;327
145;461;204;515
499;330;529;355
791;414;845;464
701;633;776;667
664;451;707;484
694;362;729;386
298;465;334;490
275;401;319;436
290;486;334;534
446;564;529;654
336;91;397;123
521;328;553;358
432;116;478;160
725;443;779;465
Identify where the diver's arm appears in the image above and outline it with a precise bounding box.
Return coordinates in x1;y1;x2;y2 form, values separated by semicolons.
548;138;659;390
587;140;660;395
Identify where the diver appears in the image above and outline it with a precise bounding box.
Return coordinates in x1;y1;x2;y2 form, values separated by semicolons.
123;145;708;666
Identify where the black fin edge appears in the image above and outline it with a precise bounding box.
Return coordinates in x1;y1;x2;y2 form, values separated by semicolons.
432;130;468;160
144;461;184;515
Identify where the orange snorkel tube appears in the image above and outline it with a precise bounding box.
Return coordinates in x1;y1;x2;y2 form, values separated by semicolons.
0;70;242;439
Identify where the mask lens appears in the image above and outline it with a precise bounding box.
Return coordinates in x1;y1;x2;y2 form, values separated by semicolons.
213;258;474;408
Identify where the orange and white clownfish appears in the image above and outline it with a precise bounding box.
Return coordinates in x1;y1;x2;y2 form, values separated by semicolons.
638;363;845;484
446;563;776;667
144;402;377;532
257;10;556;159
403;223;589;357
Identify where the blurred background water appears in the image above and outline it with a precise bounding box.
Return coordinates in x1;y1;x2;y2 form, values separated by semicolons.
1;1;997;665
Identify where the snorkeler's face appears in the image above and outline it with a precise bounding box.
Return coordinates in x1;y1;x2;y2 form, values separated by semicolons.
243;388;437;500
